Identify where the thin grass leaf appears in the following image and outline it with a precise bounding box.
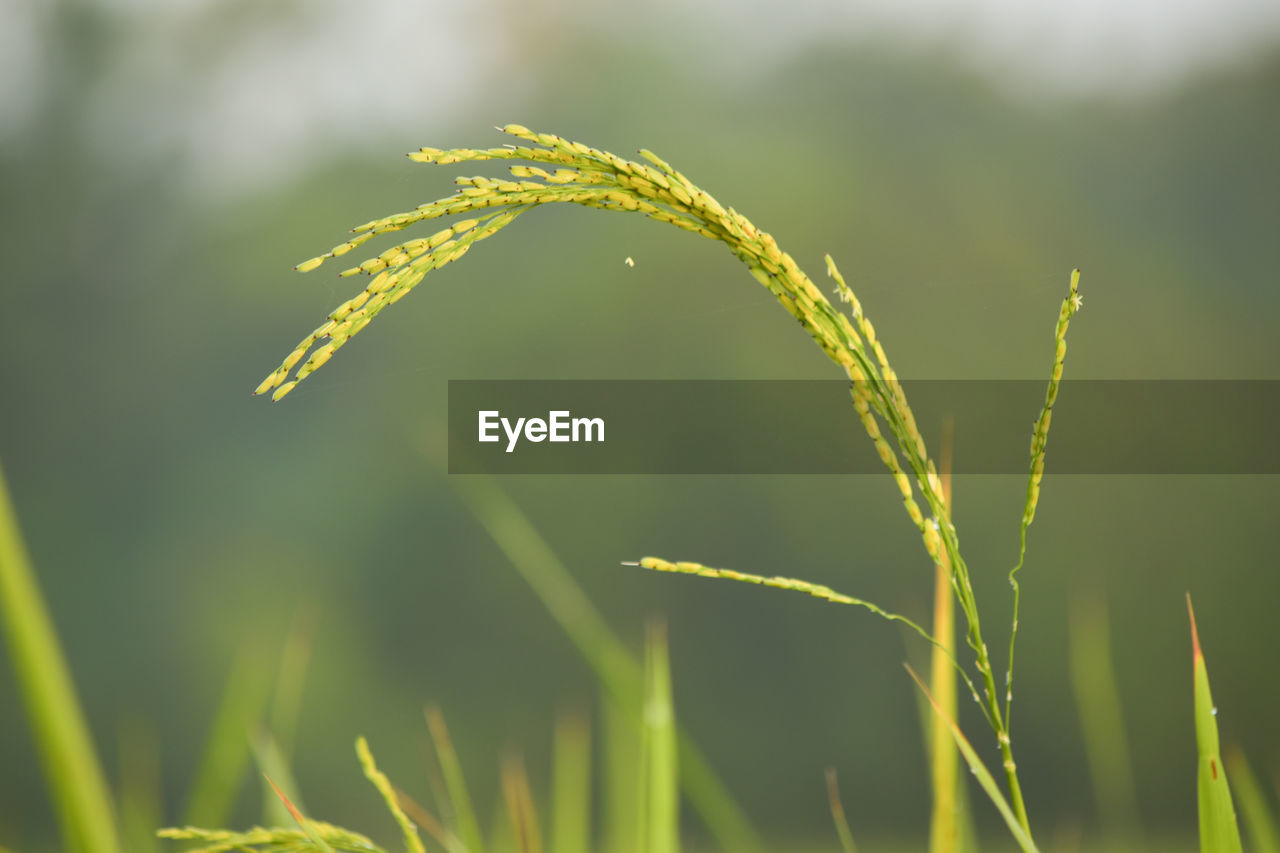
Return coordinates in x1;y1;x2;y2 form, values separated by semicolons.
356;737;426;853
906;666;1039;853
266;775;335;853
395;786;470;853
443;472;764;853
270;603;320;759
550;709;592;853
639;620;679;853
499;755;542;853
824;769;858;853
253;730;304;828
1225;745;1280;853
425;706;486;853
1067;588;1140;841
183;643;274;827
928;418;962;853
603;687;642;853
0;459;122;853
1187;596;1243;853
117;714;162;853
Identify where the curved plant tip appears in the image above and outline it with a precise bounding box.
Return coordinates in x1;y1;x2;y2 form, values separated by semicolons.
1187;595;1244;853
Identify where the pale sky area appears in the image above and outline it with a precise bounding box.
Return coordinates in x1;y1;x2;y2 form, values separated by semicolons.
3;0;1278;194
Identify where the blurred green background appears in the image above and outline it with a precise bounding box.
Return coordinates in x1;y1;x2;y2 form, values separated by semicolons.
2;0;1278;849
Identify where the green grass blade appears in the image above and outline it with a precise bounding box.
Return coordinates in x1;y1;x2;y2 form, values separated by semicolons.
269;602;320;759
445;473;765;853
824;769;859;853
1225;745;1280;853
426;705;487;853
1067;589;1140;841
603;687;642;853
928;429;963;853
639;620;679;853
1187;596;1243;853
0;459;122;853
550;708;592;853
183;644;274;827
266;774;335;853
499;754;543;853
395;787;471;853
116;714;161;853
252;730;303;828
907;666;1039;853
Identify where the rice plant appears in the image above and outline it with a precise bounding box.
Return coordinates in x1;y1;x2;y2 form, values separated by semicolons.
253;124;1086;847
2;125;1267;852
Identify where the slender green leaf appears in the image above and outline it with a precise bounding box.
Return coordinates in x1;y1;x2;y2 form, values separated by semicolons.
0;459;121;853
426;706;486;853
1225;745;1280;853
927;428;965;853
603;687;642;853
499;754;542;853
1067;589;1140;841
1188;596;1244;853
116;714;161;853
639;620;679;853
183;644;274;827
550;709;592;853
266;775;335;853
252;730;302;828
824;769;858;853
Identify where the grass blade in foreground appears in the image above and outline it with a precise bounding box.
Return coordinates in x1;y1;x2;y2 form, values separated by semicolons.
824;769;859;853
267;775;335;853
639;620;679;853
0;459;122;853
1067;589;1140;842
252;730;305;829
927;421;965;853
1225;745;1280;853
1187;596;1243;853
603;687;643;853
426;706;487;853
550;709;592;853
183;645;275;827
500;755;543;853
